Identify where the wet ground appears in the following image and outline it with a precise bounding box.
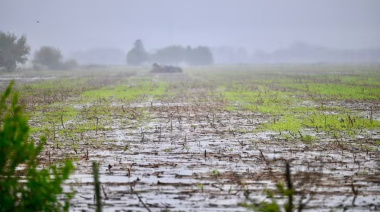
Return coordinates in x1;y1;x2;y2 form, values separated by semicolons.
8;70;380;211
42;98;380;212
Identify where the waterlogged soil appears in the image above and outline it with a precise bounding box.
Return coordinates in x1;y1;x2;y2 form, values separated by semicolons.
37;100;380;211
12;69;380;212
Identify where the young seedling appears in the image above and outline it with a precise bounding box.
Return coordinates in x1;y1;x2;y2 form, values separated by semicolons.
60;114;65;129
351;181;359;206
137;127;145;142
86;149;89;160
95;117;99;135
92;162;102;212
101;185;109;200
126;166;132;177
159;124;162;142
51;121;56;141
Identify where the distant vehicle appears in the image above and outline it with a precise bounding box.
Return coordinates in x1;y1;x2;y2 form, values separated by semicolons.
151;63;182;73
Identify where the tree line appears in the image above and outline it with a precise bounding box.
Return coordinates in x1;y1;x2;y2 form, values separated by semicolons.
0;31;78;72
126;39;213;66
0;32;213;72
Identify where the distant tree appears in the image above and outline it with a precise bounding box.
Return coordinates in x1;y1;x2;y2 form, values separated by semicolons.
0;31;30;71
62;59;78;70
151;45;186;65
33;46;63;70
187;46;213;66
126;39;148;66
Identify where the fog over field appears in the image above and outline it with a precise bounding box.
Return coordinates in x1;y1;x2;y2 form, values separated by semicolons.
1;0;380;63
2;1;380;211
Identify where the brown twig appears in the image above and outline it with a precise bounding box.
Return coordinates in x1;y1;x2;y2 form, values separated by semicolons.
101;185;108;200
131;185;151;212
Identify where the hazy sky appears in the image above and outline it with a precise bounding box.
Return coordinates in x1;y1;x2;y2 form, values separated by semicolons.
1;0;380;55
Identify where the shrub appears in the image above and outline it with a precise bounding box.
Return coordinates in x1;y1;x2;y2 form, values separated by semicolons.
0;81;74;211
33;46;63;70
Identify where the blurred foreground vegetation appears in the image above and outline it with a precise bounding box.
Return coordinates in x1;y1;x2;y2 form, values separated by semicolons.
0;81;74;212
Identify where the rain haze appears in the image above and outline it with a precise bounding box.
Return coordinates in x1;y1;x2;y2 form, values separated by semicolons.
2;0;380;63
2;1;380;212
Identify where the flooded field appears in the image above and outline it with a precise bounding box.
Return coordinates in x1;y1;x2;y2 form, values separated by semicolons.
5;65;380;211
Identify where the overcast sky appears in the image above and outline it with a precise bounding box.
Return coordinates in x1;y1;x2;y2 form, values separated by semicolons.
1;0;380;55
